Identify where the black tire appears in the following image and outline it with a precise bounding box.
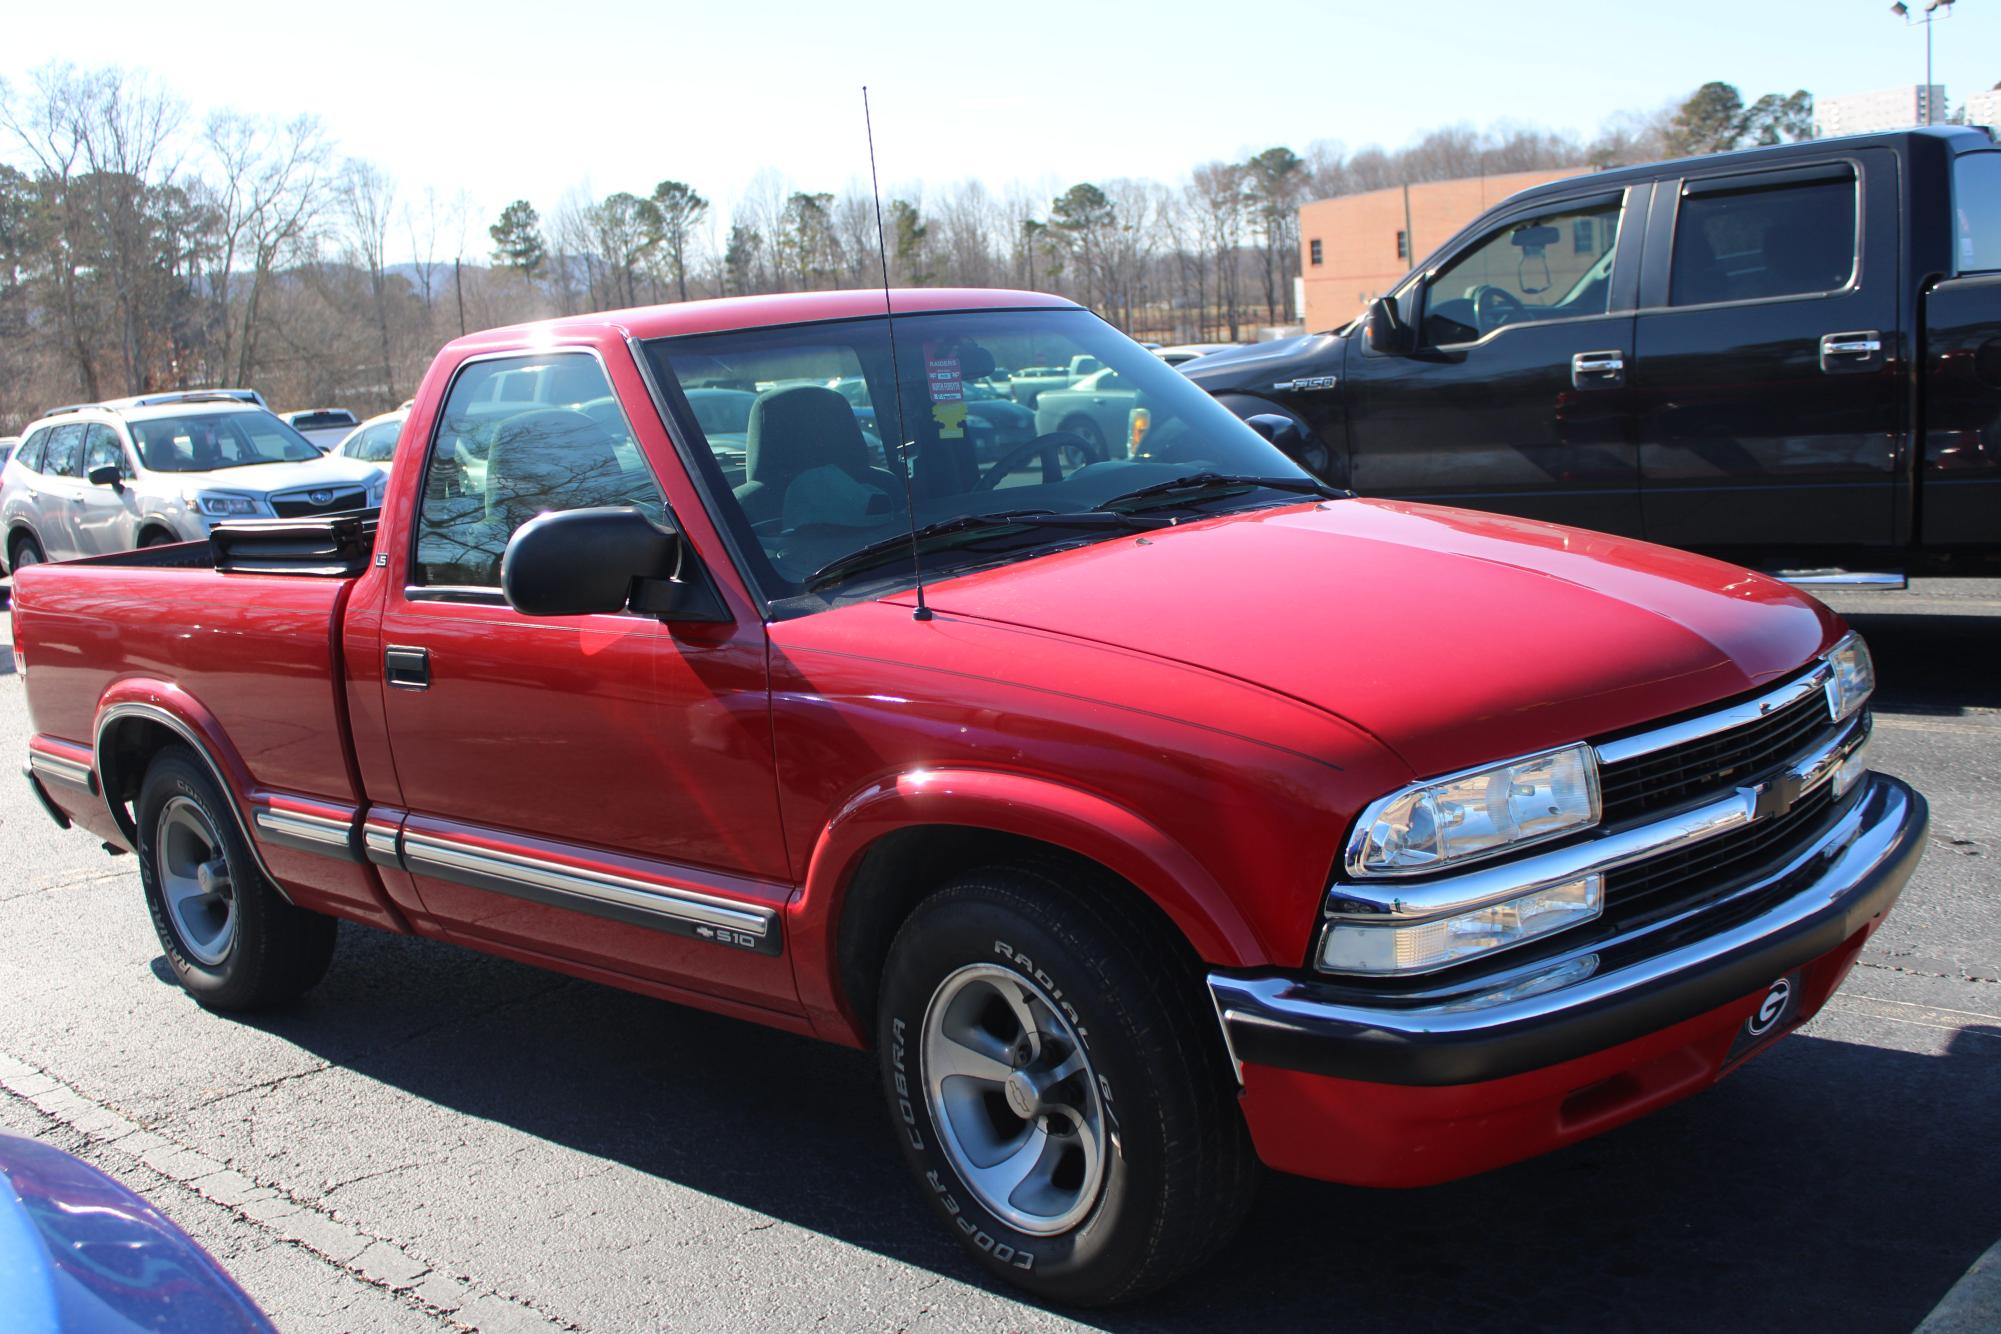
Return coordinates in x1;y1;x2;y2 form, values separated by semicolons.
8;530;46;573
137;528;176;548
136;747;337;1010
877;862;1258;1306
1057;415;1107;454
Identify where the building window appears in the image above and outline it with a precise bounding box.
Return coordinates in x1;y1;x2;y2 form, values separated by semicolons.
1309;238;1323;266
1396;230;1408;260
1573;218;1594;254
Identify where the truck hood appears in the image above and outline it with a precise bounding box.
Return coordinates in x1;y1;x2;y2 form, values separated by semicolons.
1179;331;1345;393
143;454;383;496
895;499;1841;778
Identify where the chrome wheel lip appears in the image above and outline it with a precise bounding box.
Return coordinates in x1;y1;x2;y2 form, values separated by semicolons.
157;795;236;967
920;962;1108;1237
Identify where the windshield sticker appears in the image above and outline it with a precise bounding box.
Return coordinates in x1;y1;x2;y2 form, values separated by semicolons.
925;345;966;439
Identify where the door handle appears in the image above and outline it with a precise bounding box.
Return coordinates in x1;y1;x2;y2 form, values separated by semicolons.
384;645;430;690
1820;330;1882;373
1571;350;1626;389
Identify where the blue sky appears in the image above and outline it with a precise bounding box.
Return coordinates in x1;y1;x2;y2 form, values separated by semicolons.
3;0;1996;237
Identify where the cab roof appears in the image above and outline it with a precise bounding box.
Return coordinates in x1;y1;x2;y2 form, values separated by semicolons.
441;287;1083;358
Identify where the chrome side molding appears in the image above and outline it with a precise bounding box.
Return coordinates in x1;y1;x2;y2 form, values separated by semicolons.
400;832;781;956
27;749;95;791
252;806;361;862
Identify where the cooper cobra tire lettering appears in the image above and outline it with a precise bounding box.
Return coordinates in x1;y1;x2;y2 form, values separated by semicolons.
996;936;1119;1142
928;1171;1034;1269
891;1017;923;1148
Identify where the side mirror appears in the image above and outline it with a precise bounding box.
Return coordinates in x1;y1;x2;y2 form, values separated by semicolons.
1245;413;1310;456
1365;296;1415;355
87;464;124;491
500;506;729;622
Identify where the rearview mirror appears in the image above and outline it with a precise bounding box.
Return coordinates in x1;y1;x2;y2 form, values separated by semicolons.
87;464;123;491
501;506;729;622
1365;297;1415;355
1510;224;1560;251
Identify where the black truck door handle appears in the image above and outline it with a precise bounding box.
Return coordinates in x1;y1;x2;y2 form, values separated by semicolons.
1571;350;1626;389
385;646;430;690
1820;330;1883;373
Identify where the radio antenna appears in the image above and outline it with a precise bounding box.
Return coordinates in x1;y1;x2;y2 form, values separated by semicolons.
863;85;931;621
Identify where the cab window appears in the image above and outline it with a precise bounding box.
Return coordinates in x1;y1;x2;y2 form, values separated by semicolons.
1954;152;2001;274
83;424;131;479
42;424;85;478
1420;199;1621;346
412;353;665;588
12;427;51;472
1670;170;1856;306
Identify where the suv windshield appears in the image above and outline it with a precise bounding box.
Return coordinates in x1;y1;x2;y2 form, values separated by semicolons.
130;412;322;472
645;307;1320;614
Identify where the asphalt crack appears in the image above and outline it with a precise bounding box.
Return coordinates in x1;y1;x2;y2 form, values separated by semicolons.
0;1049;578;1333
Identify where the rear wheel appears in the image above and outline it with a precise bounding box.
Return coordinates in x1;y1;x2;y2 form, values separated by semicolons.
1057;415;1107;455
7;531;45;572
877;862;1258;1305
136;747;337;1010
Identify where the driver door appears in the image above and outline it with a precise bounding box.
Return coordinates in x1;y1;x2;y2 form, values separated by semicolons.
1344;187;1647;537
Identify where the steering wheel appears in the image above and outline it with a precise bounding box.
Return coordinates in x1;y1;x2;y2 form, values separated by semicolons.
1469;284;1525;333
976;431;1106;491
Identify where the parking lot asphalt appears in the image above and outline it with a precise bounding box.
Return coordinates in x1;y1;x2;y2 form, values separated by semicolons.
0;582;1996;1334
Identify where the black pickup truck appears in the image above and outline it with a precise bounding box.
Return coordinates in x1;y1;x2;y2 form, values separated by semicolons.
1187;127;2001;576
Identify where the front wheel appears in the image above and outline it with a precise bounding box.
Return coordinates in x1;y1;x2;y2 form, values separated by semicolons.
136;747;337;1010
877;863;1258;1305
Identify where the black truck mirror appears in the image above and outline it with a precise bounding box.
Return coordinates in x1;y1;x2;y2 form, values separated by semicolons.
1365;297;1415;355
501;506;728;623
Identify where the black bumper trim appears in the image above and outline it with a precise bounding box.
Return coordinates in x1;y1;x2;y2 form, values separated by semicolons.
22;762;72;830
1213;774;1928;1088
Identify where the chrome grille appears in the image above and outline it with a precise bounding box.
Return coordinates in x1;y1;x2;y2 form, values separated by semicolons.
1604;780;1837;927
1597;676;1836;824
271;487;366;518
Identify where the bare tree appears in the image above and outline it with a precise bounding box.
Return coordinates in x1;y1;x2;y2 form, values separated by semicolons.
338;158;397;401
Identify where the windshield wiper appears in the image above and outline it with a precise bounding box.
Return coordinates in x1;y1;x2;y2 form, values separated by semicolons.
1093;472;1349;513
805;509;1167;593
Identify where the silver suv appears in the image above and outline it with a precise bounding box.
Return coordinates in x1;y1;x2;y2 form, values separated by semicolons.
1;392;387;573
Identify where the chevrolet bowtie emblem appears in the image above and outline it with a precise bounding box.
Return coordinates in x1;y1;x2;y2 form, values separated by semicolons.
1742;772;1806;822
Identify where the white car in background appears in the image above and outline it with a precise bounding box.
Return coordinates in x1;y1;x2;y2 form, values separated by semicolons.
1;392;386;573
327;406;408;474
282;408;361;450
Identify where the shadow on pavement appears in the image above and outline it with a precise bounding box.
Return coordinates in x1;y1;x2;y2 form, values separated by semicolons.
218;928;2001;1333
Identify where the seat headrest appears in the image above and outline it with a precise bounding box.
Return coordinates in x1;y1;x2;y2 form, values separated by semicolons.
745;385;871;487
483;407;628;530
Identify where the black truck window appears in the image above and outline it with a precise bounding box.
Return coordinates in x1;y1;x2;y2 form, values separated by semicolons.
1954;152;2001;274
1670;173;1856;306
1420;199;1621;347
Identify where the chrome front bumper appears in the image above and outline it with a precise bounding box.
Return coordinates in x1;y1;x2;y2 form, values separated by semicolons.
1209;772;1928;1087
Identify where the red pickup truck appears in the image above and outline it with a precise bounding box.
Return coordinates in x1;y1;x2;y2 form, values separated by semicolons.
14;289;1928;1305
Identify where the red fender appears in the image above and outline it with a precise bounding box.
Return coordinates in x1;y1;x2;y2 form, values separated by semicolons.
788;766;1265;1044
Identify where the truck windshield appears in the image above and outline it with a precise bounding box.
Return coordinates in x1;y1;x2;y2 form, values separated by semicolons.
130;412;323;472
643;307;1316;611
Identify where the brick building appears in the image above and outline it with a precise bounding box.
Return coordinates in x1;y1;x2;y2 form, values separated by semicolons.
1297;167;1586;332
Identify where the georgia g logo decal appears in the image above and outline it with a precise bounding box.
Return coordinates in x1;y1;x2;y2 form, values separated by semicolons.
1747;977;1793;1037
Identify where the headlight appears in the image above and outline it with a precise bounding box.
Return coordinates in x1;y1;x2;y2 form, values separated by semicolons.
195;492;262;518
366;473;387;506
1319;874;1604;975
1346;744;1601;876
1824;633;1874;722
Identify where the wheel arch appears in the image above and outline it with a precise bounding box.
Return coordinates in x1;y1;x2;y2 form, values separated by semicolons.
93;688;289;898
794;768;1266;1046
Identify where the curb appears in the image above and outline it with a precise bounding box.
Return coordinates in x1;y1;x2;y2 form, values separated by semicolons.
1917;1235;2001;1333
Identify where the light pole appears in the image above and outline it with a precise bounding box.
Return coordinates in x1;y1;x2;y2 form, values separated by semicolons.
1890;0;1956;125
